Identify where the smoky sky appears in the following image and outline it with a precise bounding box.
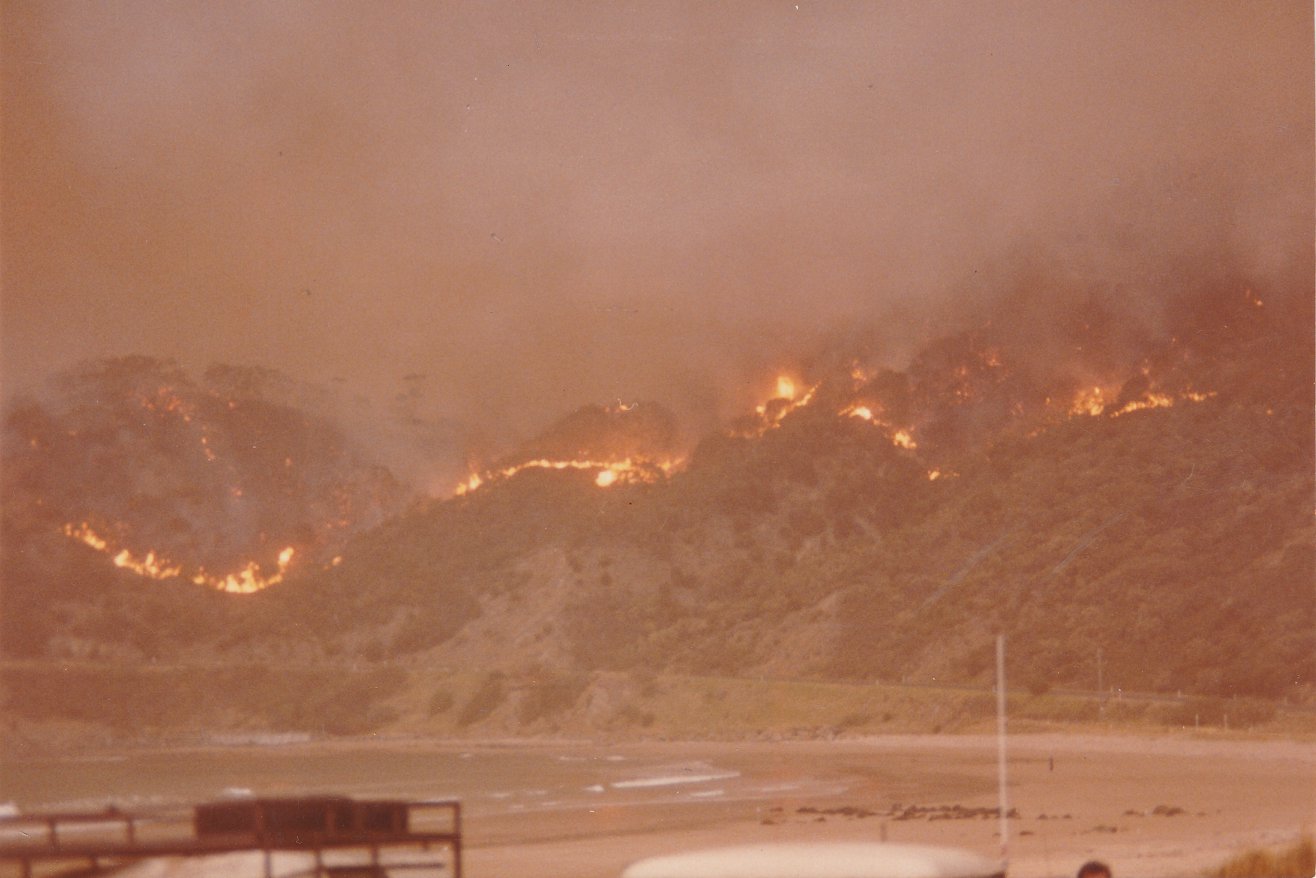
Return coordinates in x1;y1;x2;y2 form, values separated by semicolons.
3;2;1311;442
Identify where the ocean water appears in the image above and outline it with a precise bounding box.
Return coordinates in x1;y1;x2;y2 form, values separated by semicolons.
0;744;840;817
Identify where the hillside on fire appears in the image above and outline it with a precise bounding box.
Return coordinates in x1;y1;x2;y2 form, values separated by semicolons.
2;282;1312;742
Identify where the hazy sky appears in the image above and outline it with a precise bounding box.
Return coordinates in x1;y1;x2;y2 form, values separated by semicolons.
3;2;1311;441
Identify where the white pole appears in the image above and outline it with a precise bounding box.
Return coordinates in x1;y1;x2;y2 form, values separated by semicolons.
996;634;1009;864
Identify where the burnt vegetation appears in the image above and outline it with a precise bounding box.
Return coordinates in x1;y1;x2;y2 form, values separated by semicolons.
2;280;1312;737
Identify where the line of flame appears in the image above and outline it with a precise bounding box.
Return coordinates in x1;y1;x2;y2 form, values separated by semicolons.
454;456;680;497
62;522;294;594
839;404;918;449
1067;387;1217;419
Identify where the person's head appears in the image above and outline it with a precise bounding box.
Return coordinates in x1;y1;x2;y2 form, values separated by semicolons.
1077;861;1111;878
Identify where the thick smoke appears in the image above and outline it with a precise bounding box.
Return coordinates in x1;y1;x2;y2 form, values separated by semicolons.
2;3;1311;459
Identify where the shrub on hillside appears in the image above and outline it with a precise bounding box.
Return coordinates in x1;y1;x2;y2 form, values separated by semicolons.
1209;835;1313;878
456;672;505;727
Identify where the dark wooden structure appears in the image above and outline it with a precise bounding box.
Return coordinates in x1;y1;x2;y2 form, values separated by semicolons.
0;797;460;878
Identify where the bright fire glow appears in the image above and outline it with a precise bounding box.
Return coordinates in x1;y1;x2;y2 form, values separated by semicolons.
112;547;182;579
892;429;917;450
454;456;680;497
1066;385;1217;420
62;522;295;594
840;403;917;450
742;374;818;436
776;375;798;401
1109;392;1175;418
1069;386;1110;417
195;546;296;594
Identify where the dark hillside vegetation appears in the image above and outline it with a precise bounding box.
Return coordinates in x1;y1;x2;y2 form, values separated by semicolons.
3;283;1312;740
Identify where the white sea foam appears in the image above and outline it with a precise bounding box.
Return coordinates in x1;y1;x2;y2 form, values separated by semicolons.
611;771;739;789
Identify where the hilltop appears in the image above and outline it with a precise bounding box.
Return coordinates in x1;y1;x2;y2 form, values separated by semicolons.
2;282;1312;744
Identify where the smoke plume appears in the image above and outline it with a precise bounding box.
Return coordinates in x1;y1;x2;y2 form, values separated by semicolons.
3;2;1311;454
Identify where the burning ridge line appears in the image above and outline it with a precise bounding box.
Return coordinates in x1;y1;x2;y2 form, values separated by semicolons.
61;522;295;594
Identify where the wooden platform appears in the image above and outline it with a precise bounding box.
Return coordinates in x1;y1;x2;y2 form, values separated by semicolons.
0;797;461;878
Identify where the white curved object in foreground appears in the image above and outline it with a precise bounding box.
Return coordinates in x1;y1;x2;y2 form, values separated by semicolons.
622;842;1005;878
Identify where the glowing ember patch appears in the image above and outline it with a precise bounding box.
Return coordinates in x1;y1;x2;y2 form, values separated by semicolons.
1060;385;1217;422
1110;392;1175;417
62;522;295;594
455;457;680;496
838;404;918;450
743;376;819;436
1069;386;1110;417
64;522;108;551
194;548;295;595
927;469;942;481
113;547;182;579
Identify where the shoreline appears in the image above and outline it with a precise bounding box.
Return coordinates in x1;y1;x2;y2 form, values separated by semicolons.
7;721;1316;761
5;732;1312;878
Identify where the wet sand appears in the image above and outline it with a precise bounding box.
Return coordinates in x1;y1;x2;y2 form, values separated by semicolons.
58;732;1315;878
464;734;1315;878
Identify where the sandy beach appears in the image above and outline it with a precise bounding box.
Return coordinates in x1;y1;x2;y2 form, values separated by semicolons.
461;734;1314;878
17;731;1313;878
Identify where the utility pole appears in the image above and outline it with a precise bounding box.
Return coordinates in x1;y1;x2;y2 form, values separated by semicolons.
1097;647;1105;719
996;635;1009;864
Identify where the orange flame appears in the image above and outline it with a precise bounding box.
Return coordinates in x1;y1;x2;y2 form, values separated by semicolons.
1109;392;1175;418
839;404;917;449
1069;386;1111;417
193;546;295;594
739;374;818;437
454;456;680;497
1065;385;1217;420
62;522;294;594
